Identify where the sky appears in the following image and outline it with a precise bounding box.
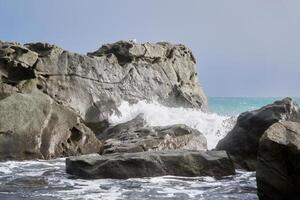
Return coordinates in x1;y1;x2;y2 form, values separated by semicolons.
0;0;299;97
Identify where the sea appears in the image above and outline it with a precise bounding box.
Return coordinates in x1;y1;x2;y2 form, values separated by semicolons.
0;97;299;200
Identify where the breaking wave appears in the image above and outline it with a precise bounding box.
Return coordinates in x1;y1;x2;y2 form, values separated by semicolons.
109;101;236;149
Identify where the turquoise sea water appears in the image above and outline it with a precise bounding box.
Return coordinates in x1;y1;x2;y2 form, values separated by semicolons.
209;97;300;116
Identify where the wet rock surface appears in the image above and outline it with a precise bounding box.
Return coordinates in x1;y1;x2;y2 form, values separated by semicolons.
66;150;235;179
256;121;300;200
216;98;300;170
100;115;207;154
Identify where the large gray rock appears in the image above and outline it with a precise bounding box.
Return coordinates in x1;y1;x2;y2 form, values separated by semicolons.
0;41;207;125
216;98;300;170
0;91;102;160
100;115;207;154
0;40;207;160
66;150;235;179
257;121;300;200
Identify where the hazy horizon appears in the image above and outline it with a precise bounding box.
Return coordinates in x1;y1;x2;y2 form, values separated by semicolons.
1;0;299;97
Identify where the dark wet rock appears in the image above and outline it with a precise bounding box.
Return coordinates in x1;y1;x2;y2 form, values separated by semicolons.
0;91;102;160
85;120;110;135
100;115;207;154
0;40;207;125
66;150;235;179
257;121;300;200
216;98;300;170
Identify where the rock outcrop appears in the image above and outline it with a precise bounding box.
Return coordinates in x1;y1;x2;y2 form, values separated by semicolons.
0;91;102;160
0;41;207;126
216;98;300;170
66;150;235;179
256;121;300;200
0;40;207;160
100;115;207;154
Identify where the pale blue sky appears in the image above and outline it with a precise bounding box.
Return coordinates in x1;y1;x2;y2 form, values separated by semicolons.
1;0;299;97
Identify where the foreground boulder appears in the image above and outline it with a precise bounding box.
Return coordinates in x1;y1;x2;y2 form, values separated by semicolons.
216;98;300;170
66;150;235;179
100;115;207;154
0;41;207;127
0;91;102;160
257;121;300;200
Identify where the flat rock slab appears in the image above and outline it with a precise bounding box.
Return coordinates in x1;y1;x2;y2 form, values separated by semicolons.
66;150;235;179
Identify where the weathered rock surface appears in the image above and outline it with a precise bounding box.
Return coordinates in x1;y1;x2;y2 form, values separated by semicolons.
0;91;102;160
0;40;207;160
216;98;300;170
256;121;300;200
66;150;235;179
0;41;207;126
100;115;207;154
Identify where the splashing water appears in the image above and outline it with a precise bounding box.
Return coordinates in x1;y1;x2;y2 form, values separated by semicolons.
109;101;236;149
0;158;257;200
0;99;260;200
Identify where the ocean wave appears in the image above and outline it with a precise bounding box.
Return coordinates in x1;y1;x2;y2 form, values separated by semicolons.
109;101;236;149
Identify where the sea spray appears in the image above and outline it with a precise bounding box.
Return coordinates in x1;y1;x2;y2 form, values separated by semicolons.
109;101;236;149
0;158;257;200
0;100;259;200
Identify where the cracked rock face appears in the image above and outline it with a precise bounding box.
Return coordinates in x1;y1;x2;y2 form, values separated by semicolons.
0;91;102;160
100;115;207;154
0;40;207;125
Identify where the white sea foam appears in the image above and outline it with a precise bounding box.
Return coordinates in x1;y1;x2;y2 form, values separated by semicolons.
0;158;257;200
0;102;258;200
109;101;236;149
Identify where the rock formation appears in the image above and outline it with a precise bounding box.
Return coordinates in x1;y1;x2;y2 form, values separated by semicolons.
66;150;235;179
0;40;207;160
256;121;300;200
100;115;207;154
0;41;207;125
216;98;300;170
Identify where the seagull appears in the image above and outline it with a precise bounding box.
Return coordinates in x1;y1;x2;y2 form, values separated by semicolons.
129;39;137;43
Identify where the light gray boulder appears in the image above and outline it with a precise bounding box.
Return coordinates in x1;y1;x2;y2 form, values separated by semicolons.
0;91;102;160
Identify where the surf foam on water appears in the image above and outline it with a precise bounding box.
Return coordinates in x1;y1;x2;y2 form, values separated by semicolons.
109;101;236;149
0;101;259;200
0;158;257;200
